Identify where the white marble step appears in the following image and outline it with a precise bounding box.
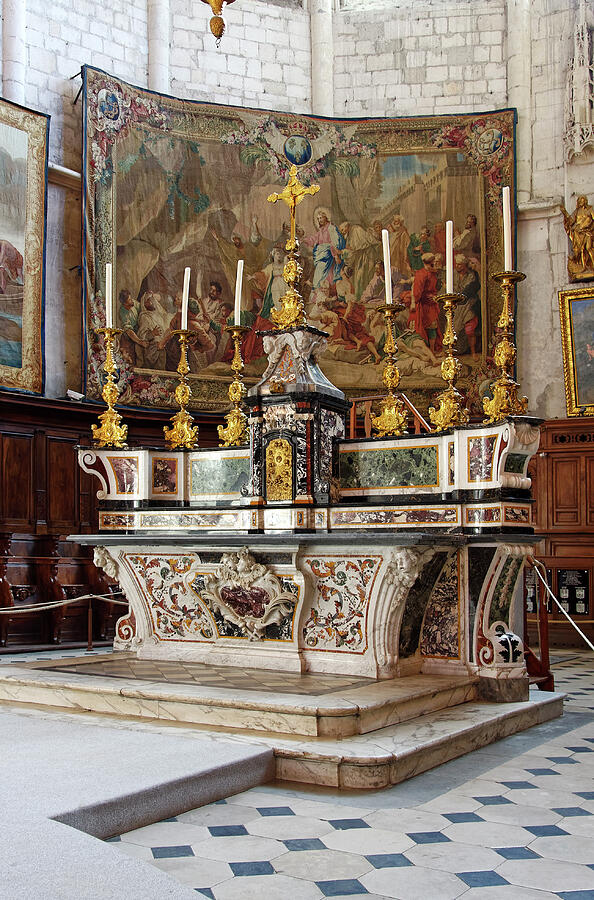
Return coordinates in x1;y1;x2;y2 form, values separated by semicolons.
270;691;564;789
0;657;478;737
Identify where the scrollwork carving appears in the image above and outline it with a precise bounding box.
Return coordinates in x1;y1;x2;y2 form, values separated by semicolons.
192;547;297;641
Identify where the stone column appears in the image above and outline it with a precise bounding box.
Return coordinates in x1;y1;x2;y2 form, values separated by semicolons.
148;0;170;94
506;0;532;204
2;0;27;105
310;0;334;117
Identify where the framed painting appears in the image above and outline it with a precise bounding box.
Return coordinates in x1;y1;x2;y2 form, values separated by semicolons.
0;98;49;395
82;65;516;416
559;285;594;416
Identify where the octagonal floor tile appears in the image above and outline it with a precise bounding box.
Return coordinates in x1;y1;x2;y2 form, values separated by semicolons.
212;873;323;900
360;864;466;899
151;856;232;888
273;848;371;882
364;809;449;834
497;858;594;893
191;834;285;863
322;826;414;856
478;803;562;827
530;833;594;865
404;840;502;873
443;821;531;847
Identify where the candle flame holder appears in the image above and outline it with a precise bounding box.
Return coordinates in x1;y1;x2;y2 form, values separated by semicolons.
91;327;128;448
371;302;408;438
429;292;470;431
163;330;199;449
218;324;249;447
483;270;528;423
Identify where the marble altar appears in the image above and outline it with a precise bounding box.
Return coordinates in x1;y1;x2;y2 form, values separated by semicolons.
75;323;542;703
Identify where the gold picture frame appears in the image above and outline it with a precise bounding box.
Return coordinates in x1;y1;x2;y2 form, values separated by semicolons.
0;98;49;395
559;285;594;416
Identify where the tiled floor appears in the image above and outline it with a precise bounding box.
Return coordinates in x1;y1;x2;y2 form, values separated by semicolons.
34;655;374;695
111;649;594;899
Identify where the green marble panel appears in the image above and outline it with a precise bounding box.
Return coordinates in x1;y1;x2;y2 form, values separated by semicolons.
504;453;527;474
339;444;439;490
191;454;250;496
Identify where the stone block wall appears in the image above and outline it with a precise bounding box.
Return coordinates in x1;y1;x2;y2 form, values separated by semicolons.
25;0;148;169
334;0;507;118
171;0;311;113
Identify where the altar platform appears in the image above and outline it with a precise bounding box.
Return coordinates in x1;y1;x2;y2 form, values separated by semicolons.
0;652;562;789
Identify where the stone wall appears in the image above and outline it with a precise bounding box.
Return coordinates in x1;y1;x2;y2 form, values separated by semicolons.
334;0;507;118
171;0;311;113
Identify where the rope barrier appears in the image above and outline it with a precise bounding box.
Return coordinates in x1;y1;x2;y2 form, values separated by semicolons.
0;592;129;615
528;556;594;654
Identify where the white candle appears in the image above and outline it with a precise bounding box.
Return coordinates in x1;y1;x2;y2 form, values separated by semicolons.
105;263;113;328
381;229;392;304
181;266;190;331
445;220;454;293
234;258;244;326
502;186;512;271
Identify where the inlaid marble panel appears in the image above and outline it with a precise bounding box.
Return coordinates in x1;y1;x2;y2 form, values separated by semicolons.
107;455;139;494
123;554;215;642
190;454;250;497
467;546;497;662
398;552;447;659
467;435;498;482
301;555;382;653
331;506;458;528
488;557;523;627
420;552;461;659
339;444;439;490
504;452;528;474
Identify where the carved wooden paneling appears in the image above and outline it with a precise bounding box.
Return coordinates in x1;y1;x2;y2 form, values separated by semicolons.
550;456;581;527
47;437;79;531
530;418;594;648
1;433;34;527
586;455;594;529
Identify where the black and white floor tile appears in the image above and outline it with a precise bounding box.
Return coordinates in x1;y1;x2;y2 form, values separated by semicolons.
111;650;594;899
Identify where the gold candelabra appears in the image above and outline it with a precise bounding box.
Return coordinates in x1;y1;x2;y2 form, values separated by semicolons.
218;324;249;447
483;270;528;423
267;165;320;330
163;330;199;449
429;292;470;431
371;302;408;438
92;328;128;448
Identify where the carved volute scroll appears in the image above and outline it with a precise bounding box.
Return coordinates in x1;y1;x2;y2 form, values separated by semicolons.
266;438;293;501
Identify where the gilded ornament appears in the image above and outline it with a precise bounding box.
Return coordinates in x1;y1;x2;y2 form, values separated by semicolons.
483;272;529;423
164;331;199;449
199;0;237;45
371;303;408;437
92;328;128;448
267;165;320;330
266;438;293;501
218;325;249;447
561;195;594;282
429;293;470;431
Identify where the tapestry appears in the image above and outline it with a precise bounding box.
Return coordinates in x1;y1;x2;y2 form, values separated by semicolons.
82;65;516;415
0;98;49;395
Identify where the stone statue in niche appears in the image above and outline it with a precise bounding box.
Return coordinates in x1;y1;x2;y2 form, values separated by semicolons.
199;547;297;640
561;195;594;282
